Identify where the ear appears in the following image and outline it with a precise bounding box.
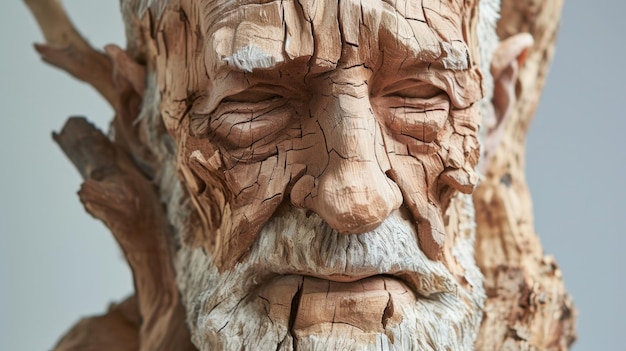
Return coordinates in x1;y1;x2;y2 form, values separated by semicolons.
491;33;533;123
481;33;533;173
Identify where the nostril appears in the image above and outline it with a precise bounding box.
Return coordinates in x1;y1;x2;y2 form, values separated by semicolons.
385;168;399;183
290;174;316;208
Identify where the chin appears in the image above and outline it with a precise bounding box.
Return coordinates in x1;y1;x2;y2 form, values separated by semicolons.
174;194;485;351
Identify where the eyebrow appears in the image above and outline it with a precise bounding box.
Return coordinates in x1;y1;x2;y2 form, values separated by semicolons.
222;45;284;73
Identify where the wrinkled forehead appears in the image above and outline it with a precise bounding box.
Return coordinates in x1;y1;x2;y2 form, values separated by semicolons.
203;0;470;24
203;0;469;23
201;0;478;76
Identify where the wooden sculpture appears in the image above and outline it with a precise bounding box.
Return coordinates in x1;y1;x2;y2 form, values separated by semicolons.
25;0;576;350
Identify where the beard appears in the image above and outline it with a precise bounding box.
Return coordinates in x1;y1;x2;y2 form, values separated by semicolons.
173;193;485;351
173;193;484;351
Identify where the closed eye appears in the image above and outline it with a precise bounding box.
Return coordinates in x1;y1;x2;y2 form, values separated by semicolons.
222;84;286;104
186;83;295;163
380;80;443;99
190;84;289;138
373;80;451;145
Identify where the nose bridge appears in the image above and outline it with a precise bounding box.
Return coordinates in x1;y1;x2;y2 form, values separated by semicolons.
314;67;377;158
324;88;376;160
299;74;402;234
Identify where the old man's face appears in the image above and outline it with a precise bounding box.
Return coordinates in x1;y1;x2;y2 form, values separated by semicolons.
152;0;487;349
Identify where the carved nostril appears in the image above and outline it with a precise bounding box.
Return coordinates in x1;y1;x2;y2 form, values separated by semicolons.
290;174;316;209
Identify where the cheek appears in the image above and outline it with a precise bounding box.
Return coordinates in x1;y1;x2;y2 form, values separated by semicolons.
437;107;481;196
179;128;304;268
382;110;478;261
448;106;481;167
169;117;235;250
224;162;263;205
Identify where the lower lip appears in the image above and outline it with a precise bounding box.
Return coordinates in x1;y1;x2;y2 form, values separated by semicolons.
258;275;417;333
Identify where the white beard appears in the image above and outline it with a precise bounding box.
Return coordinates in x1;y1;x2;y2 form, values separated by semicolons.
173;193;485;351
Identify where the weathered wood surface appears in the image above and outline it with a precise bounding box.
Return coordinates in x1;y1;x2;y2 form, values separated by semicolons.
24;0;576;350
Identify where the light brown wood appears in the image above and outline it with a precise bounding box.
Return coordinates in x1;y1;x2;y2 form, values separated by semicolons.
474;0;577;349
24;0;576;350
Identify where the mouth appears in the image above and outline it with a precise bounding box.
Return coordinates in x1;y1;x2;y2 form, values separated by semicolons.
237;208;457;335
257;274;419;335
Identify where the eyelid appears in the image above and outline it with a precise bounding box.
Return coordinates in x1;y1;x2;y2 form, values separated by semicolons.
221;84;290;103
206;99;291;151
383;93;449;109
380;93;450;144
379;80;443;99
191;84;289;116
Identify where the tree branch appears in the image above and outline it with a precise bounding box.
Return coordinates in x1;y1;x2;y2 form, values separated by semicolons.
24;0;117;106
52;117;196;351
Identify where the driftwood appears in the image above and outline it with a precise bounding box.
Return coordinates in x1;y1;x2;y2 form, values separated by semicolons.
25;0;576;350
24;1;195;350
474;0;577;349
52;117;196;351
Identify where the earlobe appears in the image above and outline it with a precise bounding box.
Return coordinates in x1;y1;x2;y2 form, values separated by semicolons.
481;33;533;173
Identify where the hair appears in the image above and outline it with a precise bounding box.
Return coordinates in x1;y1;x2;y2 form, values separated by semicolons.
476;0;502;132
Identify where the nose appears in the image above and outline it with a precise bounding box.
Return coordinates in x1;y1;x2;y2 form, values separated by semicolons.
310;152;402;234
291;79;402;234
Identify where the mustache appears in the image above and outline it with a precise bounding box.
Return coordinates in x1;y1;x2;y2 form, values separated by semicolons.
244;206;459;297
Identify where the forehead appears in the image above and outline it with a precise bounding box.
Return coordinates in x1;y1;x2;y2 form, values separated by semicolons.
200;0;474;76
201;0;468;23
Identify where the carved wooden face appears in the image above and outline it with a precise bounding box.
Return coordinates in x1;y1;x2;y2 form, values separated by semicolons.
153;0;486;349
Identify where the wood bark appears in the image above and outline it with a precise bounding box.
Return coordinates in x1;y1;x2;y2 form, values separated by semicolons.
24;0;576;350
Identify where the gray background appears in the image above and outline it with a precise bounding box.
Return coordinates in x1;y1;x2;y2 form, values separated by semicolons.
0;1;623;350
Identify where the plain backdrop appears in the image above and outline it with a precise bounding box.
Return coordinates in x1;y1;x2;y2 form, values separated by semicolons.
1;1;624;350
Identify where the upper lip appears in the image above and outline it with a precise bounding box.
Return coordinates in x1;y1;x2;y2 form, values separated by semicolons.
252;208;456;298
277;270;450;298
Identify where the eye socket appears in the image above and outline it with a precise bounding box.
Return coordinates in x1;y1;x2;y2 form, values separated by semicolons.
191;84;290;138
189;84;293;162
375;80;450;145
